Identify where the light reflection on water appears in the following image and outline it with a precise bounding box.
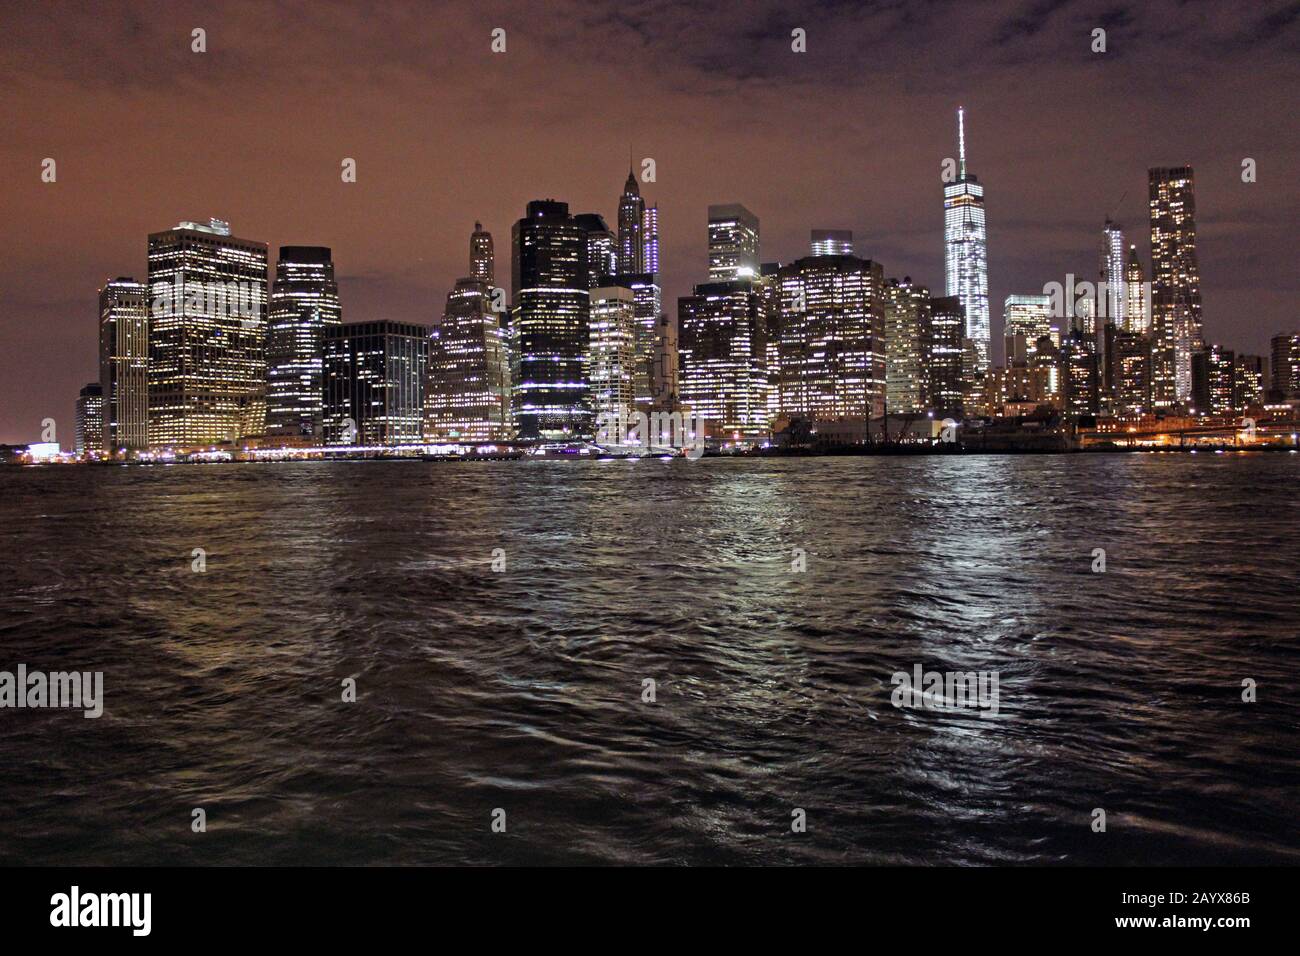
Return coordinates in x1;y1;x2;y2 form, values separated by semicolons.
0;455;1296;865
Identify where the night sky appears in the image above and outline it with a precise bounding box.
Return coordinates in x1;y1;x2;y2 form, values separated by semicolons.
2;0;1296;444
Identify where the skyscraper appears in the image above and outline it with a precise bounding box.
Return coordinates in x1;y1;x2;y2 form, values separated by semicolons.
1269;333;1300;398
265;246;342;443
617;169;645;276
810;230;854;257
1101;219;1126;329
707;204;759;281
1003;294;1054;363
74;382;104;455
678;280;767;436
588;286;637;428
323;320;429;446
426;278;512;442
777;253;887;423
1111;330;1152;415
471;221;495;288
1191;345;1235;415
1125;244;1149;333
610;273;664;412
885;278;932;415
511;200;591;440
576;213;618;288
1059;332;1100;418
146;218;268;449
642;204;660;276
1233;354;1264;412
928;296;965;419
1149;166;1203;407
944;108;990;372
98;277;149;456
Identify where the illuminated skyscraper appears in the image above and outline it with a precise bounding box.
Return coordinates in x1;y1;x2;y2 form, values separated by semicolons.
885;277;932;415
776;254;887;423
1059;332;1100;418
74;383;104;455
98;277;149;455
1233;354;1264;411
146;218;268;449
757;263;783;423
1191;344;1235;416
266;246;341;443
1149;166;1203;407
588;286;637;426
511;200;591;440
1101;219;1126;329
642;204;660;276
471;221;495;288
610;273;664;411
1269;333;1300;397
426;278;512;442
617;169;645;276
576;213;618;288
678;280;767;436
707;204;760;281
944;108;990;371
1125;244;1149;333
810;230;854;257
323;321;429;446
928;296;965;419
1003;294;1054;364
1111;330;1152;415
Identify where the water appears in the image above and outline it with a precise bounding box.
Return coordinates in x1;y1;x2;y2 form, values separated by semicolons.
1;455;1296;865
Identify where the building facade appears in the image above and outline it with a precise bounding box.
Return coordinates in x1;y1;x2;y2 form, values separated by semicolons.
323;321;429;446
885;278;931;415
98;277;149;455
707;204;759;281
1101;218;1126;329
146;218;268;449
617;170;645;276
1124;244;1149;333
775;254;887;424
928;296;966;419
1149;166;1203;407
1270;333;1300;398
265;246;341;443
944;108;990;372
471;221;495;288
426;278;512;442
1191;345;1235;416
511;200;592;440
678;280;767;436
588;286;637;429
1003;294;1054;365
74;382;104;455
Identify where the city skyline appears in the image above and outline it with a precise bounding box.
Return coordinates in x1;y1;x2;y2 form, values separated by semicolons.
3;0;1297;443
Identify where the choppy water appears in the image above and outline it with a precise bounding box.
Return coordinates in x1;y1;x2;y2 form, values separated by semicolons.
0;455;1297;865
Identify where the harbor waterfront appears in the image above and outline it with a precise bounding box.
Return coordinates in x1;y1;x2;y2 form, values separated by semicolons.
1;455;1296;865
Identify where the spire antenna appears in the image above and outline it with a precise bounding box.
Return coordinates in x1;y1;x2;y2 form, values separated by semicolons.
958;106;966;179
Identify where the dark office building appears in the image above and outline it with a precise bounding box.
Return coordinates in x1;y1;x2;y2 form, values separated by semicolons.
1191;345;1236;416
323;320;429;446
928;296;965;419
511;200;591;440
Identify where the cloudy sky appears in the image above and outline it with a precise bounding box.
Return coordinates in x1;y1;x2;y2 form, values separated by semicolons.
2;0;1296;443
